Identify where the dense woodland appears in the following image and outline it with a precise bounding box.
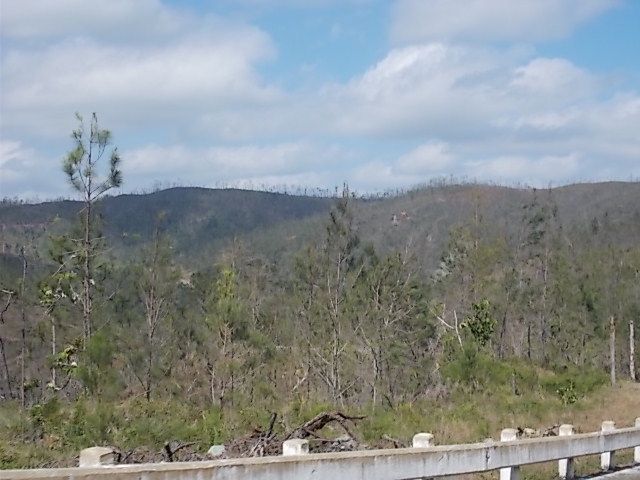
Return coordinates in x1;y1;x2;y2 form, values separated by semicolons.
0;118;639;468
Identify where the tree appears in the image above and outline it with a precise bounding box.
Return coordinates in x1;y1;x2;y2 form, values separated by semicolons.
19;246;27;408
62;113;122;345
38;271;77;391
135;215;178;401
0;288;15;399
353;250;432;407
519;188;560;364
295;185;363;404
203;265;250;407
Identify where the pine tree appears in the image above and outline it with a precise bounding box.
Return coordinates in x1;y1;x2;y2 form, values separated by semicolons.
62;113;122;345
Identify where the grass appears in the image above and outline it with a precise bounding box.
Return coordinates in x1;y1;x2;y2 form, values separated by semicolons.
1;379;638;471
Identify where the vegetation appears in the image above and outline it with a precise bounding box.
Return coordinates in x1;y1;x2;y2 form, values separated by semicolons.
0;120;639;469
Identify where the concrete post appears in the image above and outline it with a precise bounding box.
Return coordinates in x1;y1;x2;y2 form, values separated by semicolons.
601;421;616;470
635;418;640;464
500;429;520;480
558;424;575;479
282;439;309;456
412;433;434;448
79;447;115;467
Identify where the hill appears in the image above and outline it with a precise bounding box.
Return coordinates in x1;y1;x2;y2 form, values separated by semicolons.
0;187;333;264
241;181;640;273
2;182;639;271
0;181;639;470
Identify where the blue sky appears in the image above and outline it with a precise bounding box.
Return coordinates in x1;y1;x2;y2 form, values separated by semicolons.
1;0;639;199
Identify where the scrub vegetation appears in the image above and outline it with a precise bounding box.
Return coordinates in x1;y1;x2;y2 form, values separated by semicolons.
1;117;639;469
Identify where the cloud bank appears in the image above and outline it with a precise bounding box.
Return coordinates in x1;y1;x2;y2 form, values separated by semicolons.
0;0;638;198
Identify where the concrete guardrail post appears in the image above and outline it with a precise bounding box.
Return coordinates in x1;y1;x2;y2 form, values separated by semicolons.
282;438;309;456
558;424;575;480
600;421;616;471
500;428;520;480
79;446;116;467
635;417;640;464
412;433;434;448
412;433;435;480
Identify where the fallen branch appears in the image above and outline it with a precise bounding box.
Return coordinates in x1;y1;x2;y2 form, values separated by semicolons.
284;411;366;443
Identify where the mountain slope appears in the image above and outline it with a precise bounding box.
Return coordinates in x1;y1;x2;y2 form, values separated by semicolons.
0;188;333;262
1;182;638;270
243;181;640;272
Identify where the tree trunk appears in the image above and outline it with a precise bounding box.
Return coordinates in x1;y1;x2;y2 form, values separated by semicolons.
19;247;27;408
145;343;152;401
20;326;25;408
82;199;92;345
498;292;510;360
609;316;616;386
51;317;57;388
0;336;13;398
630;318;636;382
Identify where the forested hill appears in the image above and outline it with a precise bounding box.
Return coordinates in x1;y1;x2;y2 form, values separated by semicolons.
243;181;640;273
353;181;640;269
1;182;639;269
0;187;334;263
1;181;640;468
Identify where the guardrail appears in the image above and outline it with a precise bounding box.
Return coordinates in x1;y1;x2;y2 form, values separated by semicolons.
2;418;639;480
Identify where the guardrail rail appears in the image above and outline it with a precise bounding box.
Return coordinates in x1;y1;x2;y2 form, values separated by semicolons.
1;417;639;480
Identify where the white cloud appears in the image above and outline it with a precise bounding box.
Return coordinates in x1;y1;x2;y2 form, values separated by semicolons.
466;153;581;184
317;43;510;139
0;140;68;198
1;0;188;40
120;142;353;191
127;143;314;176
3;33;275;108
222;0;369;7
0;141;38;182
0;3;277;140
395;142;453;174
390;0;618;44
510;58;596;100
1;1;638;196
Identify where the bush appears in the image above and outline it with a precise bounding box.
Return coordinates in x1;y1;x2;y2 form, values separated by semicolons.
541;367;607;403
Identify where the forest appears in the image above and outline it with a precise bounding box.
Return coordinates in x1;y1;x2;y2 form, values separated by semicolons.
0;116;639;469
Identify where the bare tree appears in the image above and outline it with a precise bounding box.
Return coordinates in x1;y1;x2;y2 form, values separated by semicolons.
0;289;15;399
609;315;616;386
630;318;636;382
136;216;176;401
19;246;27;408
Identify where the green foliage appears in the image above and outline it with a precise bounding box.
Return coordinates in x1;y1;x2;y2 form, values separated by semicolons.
75;332;120;398
541;367;607;403
208;267;248;340
555;381;578;405
63;113;122;195
1;181;639;468
461;299;495;346
443;345;511;391
38;272;77;310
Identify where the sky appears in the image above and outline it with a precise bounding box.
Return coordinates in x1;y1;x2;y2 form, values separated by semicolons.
1;0;639;199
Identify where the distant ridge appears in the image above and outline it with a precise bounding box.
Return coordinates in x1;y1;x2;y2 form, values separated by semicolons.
1;182;638;268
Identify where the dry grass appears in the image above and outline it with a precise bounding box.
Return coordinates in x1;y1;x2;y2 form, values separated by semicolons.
566;382;640;432
433;381;639;480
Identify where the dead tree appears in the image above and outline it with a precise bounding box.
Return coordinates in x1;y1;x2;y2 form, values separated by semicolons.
0;289;15;398
630;318;636;382
609;316;616;386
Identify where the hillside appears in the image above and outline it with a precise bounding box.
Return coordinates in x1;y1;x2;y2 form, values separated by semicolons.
2;182;639;271
1;181;639;469
0;187;333;263
360;181;640;265
242;181;640;274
